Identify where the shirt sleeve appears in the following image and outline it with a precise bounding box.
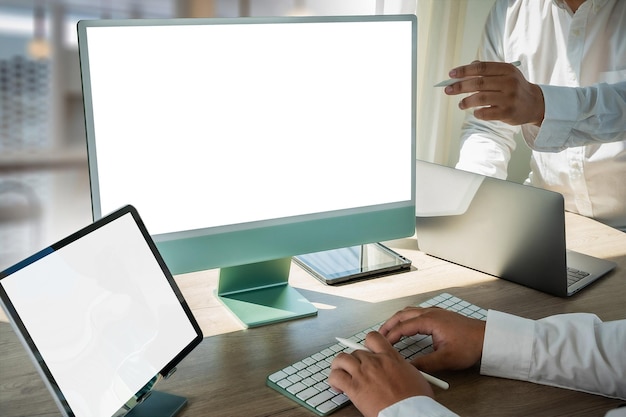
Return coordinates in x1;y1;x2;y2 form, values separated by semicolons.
481;310;626;400
527;82;626;152
378;396;460;417
606;406;626;417
455;116;520;179
376;387;626;417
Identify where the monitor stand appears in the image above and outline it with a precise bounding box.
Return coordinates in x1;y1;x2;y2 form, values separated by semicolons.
125;391;187;417
215;257;317;328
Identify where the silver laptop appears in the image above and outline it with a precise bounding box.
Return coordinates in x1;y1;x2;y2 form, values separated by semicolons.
414;160;616;297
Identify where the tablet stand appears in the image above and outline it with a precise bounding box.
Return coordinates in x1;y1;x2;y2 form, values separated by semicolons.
125;391;187;417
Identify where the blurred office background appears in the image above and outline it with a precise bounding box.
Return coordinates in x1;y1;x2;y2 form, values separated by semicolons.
0;0;498;271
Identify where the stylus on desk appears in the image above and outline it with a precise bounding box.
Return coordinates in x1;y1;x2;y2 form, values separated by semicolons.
335;337;450;390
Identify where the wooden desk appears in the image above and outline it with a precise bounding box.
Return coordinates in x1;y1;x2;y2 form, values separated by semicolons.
1;213;625;417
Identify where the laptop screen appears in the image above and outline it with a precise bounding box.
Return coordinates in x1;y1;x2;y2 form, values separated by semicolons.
0;206;202;417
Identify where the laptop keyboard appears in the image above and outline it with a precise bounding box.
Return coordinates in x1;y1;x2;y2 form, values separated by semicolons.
266;293;488;416
567;267;590;286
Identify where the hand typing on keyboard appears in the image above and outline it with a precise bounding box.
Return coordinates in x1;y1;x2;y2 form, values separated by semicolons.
378;306;486;373
329;307;486;417
266;293;487;416
329;331;434;417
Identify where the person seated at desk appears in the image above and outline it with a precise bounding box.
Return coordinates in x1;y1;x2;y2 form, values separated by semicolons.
447;0;626;231
329;307;626;417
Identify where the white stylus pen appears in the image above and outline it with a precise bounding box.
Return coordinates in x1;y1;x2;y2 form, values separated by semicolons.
335;337;450;390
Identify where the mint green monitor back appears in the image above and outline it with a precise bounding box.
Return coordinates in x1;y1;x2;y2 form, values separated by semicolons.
78;15;417;327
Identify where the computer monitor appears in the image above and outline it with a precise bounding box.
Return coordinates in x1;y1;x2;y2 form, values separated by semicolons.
77;15;417;328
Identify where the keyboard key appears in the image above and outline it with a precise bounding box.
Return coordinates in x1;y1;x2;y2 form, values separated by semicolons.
268;370;287;382
287;382;307;395
277;378;291;389
317;400;339;414
282;365;297;375
332;393;350;405
297;386;320;401
307;390;336;407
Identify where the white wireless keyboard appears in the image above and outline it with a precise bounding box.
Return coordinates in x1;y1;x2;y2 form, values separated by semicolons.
266;292;488;416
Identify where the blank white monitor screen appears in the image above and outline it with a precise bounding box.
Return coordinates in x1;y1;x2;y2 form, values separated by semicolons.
80;16;414;238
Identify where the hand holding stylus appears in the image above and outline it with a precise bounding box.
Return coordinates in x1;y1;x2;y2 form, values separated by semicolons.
438;60;544;127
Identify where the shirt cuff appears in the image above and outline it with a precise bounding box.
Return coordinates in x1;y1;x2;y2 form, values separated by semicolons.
480;310;535;381
378;396;460;417
530;84;580;151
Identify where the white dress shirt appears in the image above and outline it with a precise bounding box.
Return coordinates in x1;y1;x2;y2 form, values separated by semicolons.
455;0;626;231
379;310;626;417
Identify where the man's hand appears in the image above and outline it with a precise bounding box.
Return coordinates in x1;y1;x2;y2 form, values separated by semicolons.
329;331;434;417
445;61;545;127
378;307;486;373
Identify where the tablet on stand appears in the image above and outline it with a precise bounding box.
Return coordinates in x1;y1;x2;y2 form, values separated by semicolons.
0;205;203;417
